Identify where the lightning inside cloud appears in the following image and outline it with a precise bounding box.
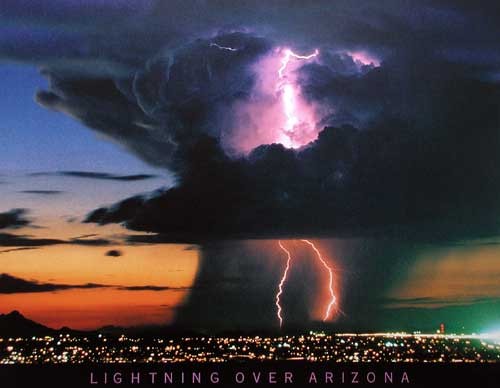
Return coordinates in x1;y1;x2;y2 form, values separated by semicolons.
276;49;319;148
210;42;239;52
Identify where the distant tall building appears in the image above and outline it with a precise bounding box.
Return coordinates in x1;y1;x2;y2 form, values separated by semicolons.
439;323;445;334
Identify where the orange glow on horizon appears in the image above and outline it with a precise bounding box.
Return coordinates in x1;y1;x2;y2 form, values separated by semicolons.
386;244;500;308
0;241;200;329
0;288;185;330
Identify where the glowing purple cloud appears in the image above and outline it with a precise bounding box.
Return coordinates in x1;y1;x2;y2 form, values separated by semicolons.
225;47;323;154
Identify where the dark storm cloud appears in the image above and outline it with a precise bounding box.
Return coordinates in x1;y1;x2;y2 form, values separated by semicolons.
2;1;500;242
33;32;271;169
173;238;422;331
29;171;158;182
175;241;280;330
1;0;156;24
4;0;500;72
4;1;500;332
0;209;31;230
86;76;500;243
0;273;108;294
0;0;161;78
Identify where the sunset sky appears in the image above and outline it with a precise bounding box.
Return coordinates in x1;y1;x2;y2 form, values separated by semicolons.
0;63;199;329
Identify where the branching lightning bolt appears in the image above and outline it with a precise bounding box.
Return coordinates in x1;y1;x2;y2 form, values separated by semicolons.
208;43;331;324
276;240;292;328
275;239;337;327
278;49;319;78
277;49;319;147
301;239;336;321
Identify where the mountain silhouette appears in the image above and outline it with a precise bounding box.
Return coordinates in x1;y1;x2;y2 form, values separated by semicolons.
0;311;54;337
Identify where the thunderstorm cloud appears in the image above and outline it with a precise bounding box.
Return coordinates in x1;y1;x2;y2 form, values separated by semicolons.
2;0;500;243
3;0;500;332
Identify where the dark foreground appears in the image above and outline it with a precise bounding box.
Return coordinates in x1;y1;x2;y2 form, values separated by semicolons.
1;362;500;387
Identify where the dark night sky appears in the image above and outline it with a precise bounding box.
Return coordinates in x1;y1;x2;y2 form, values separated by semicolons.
1;0;500;333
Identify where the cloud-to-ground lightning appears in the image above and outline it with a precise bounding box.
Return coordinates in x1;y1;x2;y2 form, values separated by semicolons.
210;43;331;324
275;239;337;327
301;239;336;321
276;49;319;148
276;240;292;328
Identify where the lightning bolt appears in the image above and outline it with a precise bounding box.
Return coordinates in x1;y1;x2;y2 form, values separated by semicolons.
276;49;319;148
276;240;292;328
275;239;337;327
301;239;336;321
278;49;319;78
209;42;238;51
